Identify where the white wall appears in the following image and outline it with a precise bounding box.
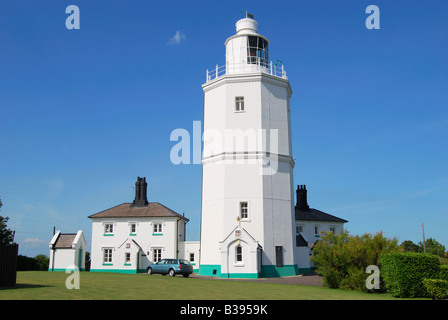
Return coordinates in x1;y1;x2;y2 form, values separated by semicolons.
90;217;189;272
178;241;200;270
201;72;296;275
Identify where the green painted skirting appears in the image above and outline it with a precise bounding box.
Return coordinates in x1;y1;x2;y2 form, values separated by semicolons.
260;265;299;278
198;264;301;279
198;264;221;277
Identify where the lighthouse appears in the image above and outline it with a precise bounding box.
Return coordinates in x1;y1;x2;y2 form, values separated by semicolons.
198;16;298;278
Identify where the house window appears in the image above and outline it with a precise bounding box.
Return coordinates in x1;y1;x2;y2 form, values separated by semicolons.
103;249;112;264
314;225;320;237
125;252;131;264
153;249;162;262
153;224;162;234
240;202;248;219
130;223;136;234
235;96;245;112
236;246;243;263
329;226;336;233
190;253;195;263
104;223;113;234
296;225;303;234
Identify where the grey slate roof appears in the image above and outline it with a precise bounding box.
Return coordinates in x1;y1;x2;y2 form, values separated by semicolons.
295;207;348;223
54;233;77;249
88;202;188;221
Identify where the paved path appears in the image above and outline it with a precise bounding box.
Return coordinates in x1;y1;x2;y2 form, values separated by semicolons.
190;273;323;287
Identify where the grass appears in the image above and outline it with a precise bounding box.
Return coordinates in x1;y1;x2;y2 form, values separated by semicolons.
0;271;419;300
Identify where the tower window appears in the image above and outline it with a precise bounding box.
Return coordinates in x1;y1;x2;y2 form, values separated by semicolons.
236;246;243;262
240;202;248;219
235;96;245;112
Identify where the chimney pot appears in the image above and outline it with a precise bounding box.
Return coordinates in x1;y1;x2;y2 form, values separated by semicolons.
132;176;148;207
296;184;310;211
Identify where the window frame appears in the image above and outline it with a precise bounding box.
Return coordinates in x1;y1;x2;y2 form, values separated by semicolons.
104;223;114;235
125;252;131;265
153;248;162;263
236;245;243;264
130;223;136;235
103;248;113;264
153;223;163;235
240;201;249;220
235;96;245;112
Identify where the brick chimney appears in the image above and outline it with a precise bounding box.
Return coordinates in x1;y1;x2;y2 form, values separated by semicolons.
132;177;148;207
296;185;310;211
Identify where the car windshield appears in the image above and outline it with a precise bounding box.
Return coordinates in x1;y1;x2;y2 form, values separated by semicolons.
179;259;191;265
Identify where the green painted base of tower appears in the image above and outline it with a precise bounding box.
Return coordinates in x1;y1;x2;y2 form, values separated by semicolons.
198;264;302;279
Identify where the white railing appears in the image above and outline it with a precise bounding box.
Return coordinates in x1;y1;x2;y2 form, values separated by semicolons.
206;59;287;82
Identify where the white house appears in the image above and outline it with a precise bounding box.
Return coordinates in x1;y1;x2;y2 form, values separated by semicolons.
88;177;200;273
294;185;348;272
48;230;87;271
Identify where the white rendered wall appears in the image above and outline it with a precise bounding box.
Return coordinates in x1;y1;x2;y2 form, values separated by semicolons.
200;72;296;274
90;217;187;272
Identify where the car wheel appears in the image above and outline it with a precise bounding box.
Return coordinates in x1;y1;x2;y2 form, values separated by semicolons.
183;274;189;278
146;268;152;275
168;269;175;277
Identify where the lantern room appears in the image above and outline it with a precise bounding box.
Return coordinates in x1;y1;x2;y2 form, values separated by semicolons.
225;17;270;74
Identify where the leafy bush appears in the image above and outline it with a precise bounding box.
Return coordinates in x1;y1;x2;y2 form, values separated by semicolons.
440;265;448;282
311;230;398;292
381;252;440;298
422;279;448;300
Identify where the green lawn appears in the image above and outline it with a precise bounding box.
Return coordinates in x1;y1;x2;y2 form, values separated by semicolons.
0;271;416;300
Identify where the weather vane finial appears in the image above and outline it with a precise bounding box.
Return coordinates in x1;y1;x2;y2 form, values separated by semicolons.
241;11;254;19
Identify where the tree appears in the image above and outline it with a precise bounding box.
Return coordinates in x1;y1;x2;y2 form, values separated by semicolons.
419;238;446;257
311;230;399;292
400;240;421;253
1;198;16;245
0;216;15;245
35;254;49;271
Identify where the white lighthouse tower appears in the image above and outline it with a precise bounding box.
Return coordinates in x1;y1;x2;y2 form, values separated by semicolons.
198;16;298;278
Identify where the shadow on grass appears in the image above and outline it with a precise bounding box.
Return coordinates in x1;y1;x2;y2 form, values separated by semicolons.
0;283;53;290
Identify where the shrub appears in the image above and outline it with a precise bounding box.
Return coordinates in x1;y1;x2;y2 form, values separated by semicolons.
381;252;440;298
422;279;448;300
440;265;448;282
311;230;398;292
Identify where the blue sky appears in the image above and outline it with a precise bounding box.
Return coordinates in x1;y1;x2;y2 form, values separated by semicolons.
1;0;447;257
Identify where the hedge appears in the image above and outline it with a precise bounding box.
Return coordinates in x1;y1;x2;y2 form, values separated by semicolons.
422;279;448;300
381;252;440;298
440;265;448;282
